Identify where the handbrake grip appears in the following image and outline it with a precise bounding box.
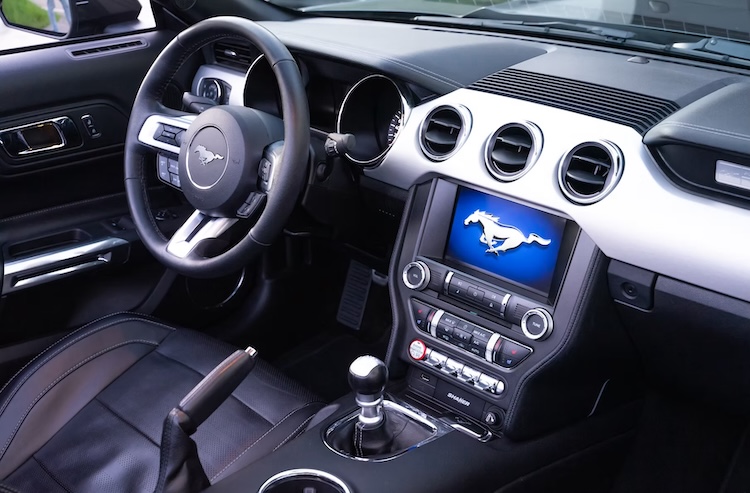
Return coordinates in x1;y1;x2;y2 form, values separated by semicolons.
178;346;258;433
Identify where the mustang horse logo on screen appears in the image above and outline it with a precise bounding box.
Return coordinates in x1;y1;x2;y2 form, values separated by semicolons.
464;210;551;255
194;145;224;166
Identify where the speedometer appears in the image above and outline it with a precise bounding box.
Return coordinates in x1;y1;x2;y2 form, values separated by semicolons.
387;109;403;146
337;75;409;167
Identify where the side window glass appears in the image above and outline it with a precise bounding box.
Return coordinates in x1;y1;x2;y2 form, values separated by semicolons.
0;0;155;51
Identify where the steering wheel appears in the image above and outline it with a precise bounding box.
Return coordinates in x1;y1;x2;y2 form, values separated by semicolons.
124;17;310;278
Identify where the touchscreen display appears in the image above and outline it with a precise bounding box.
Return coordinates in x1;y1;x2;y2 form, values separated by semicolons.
445;188;566;295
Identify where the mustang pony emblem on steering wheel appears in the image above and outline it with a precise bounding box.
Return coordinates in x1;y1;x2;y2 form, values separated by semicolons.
464;210;551;255
194;145;224;166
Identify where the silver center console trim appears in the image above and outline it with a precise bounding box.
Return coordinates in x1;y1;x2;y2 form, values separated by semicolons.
258;469;352;493
323;397;452;463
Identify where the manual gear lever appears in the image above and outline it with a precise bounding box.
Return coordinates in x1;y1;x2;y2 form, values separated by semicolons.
349;355;388;429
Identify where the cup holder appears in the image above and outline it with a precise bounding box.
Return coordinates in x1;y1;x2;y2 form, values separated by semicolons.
258;469;352;493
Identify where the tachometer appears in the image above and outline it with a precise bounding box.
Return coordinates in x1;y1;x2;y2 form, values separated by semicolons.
387;109;403;146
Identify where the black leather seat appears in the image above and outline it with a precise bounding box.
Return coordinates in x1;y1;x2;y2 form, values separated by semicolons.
0;313;324;492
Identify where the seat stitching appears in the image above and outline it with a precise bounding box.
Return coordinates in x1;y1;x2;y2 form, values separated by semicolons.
32;456;73;493
0;315;174;417
93;398;160;447
0;483;21;493
209;402;320;482
271;413;316;452
0;339;159;462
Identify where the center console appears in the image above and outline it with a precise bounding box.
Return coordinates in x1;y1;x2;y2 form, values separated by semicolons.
389;178;632;442
206;178;636;493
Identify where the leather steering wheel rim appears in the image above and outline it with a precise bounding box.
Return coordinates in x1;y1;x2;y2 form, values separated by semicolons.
124;17;310;278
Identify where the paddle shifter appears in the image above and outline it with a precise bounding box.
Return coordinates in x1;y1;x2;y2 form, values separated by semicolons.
349;355;388;430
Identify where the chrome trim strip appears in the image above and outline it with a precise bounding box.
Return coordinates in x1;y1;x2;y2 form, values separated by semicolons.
429;309;444;338
258;469;352;493
137;114;195;154
166;210;237;259
443;270;453;294
485;333;501;363
445;421;493;443
484;121;543;183
4;237;128;293
337;74;412;168
557;140;624;205
0;117;71;156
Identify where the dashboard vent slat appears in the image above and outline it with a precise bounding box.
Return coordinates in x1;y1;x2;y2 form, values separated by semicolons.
69;39;146;58
469;69;680;134
213;40;256;71
484;123;542;182
558;142;623;204
419;106;470;161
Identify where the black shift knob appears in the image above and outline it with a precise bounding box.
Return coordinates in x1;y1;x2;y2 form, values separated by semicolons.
348;356;388;397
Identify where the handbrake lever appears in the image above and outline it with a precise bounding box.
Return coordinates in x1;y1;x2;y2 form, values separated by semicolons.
154;346;258;493
178;346;258;433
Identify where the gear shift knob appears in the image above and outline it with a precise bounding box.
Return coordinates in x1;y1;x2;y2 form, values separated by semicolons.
349;356;388;428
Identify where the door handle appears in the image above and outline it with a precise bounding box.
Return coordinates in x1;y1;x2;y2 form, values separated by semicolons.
0;117;81;157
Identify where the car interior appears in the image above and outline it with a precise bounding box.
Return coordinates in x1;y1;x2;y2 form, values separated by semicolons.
1;0;750;491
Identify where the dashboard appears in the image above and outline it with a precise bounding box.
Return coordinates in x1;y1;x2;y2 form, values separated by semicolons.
189;18;750;304
177;16;750;439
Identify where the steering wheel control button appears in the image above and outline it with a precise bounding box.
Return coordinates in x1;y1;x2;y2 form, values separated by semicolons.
157;153;171;182
236;192;267;219
408;339;428;360
521;308;553;340
402;261;430;290
495;340;532;368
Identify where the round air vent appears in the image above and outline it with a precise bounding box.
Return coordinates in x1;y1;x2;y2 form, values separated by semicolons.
485;122;542;182
419;105;471;161
558;141;623;205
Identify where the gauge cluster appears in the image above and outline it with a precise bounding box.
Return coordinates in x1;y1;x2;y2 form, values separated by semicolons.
193;48;423;168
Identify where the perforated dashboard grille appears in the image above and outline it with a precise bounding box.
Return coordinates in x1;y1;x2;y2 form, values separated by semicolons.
468;68;680;134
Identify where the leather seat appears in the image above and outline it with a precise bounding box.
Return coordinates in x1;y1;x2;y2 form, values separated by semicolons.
0;313;324;492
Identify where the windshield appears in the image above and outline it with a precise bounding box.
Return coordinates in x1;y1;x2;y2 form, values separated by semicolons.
267;0;750;45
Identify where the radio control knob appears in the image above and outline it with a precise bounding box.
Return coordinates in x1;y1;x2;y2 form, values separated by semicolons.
402;261;430;290
521;308;553;340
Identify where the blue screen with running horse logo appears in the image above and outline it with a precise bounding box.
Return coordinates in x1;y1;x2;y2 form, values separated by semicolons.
445;187;567;295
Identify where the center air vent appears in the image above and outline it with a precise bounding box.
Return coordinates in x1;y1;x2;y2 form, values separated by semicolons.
558;141;623;205
213;40;257;71
419;105;470;161
485;122;542;182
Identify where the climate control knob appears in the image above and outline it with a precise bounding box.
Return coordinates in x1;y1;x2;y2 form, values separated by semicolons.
402;261;430;290
521;308;553;340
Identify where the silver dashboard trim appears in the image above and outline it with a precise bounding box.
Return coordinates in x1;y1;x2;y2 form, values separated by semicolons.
368;87;750;303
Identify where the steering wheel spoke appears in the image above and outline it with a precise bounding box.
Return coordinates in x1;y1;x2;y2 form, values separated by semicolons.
137;113;196;154
166;210;237;259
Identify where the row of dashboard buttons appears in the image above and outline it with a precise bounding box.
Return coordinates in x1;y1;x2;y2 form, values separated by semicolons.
445;273;510;319
410;299;531;368
409;340;504;395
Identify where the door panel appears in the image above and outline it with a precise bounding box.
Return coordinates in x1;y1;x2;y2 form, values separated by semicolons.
0;29;184;346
